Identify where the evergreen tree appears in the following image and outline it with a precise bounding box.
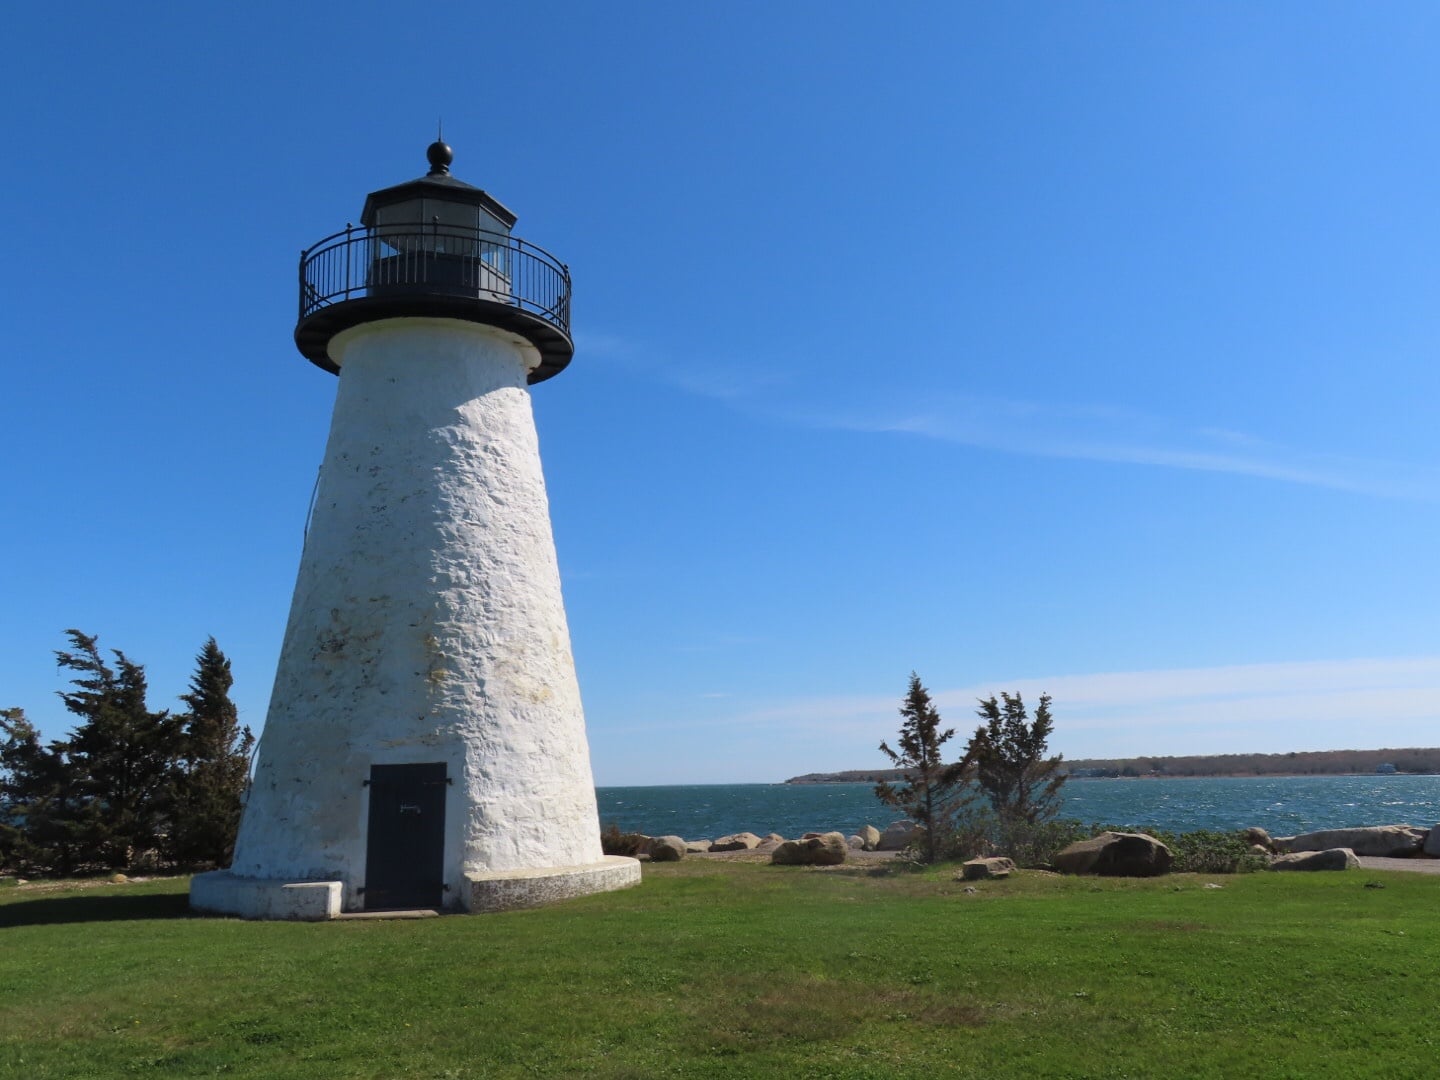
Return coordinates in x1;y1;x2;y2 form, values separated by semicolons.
0;708;82;875
56;630;183;868
169;637;254;867
968;692;1066;836
875;673;974;863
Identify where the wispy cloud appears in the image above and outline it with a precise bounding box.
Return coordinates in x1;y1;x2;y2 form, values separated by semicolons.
804;396;1437;500
669;633;771;655
588;654;1440;783
574;331;789;402
578;332;1435;499
708;655;1440;758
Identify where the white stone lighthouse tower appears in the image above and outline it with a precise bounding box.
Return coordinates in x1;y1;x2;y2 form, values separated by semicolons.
191;141;639;919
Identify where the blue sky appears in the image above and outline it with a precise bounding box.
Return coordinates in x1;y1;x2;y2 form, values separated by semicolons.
4;4;1439;784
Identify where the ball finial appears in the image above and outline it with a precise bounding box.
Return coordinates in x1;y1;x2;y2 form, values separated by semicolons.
426;140;453;176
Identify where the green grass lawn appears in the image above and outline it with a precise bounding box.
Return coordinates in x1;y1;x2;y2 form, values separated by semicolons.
1;861;1436;1079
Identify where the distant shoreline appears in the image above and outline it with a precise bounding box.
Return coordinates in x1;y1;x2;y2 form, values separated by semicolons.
786;772;1432;784
785;747;1440;785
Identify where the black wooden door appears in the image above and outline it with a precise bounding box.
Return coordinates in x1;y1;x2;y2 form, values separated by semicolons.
364;762;447;910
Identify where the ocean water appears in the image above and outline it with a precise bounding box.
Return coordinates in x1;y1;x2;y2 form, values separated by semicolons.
595;775;1440;840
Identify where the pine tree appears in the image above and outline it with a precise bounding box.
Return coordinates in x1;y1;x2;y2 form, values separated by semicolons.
968;692;1066;836
56;630;183;868
169;637;254;867
0;708;82;875
875;673;974;863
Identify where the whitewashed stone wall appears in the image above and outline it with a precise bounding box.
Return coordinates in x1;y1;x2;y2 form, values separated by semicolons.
228;318;604;910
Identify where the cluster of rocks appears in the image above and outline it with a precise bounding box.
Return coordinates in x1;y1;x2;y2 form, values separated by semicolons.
628;820;1440;876
627;820;925;867
1041;822;1440;878
1250;823;1438;871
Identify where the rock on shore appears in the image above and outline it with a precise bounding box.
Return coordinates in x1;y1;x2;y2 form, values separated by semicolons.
1282;826;1427;858
1271;848;1362;871
709;832;763;852
1053;832;1173;877
771;832;848;866
876;820;921;851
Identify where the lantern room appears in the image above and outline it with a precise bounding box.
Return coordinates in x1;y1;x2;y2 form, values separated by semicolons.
293;141;573;383
361;140;516;277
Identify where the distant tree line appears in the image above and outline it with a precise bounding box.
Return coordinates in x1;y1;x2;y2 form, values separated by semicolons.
0;631;254;877
787;747;1440;784
1064;748;1440;777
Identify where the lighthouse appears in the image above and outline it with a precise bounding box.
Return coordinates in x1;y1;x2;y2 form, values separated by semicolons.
191;141;640;919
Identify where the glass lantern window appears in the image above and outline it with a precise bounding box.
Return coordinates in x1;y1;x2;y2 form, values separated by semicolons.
372;198;488;256
477;208;512;278
479;208;510;238
425;200;480;257
373;198;424;253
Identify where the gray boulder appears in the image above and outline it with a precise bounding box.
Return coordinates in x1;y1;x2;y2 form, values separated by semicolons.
860;825;882;851
1270;847;1360;871
647;835;686;862
847;834;866;850
1243;827;1273;851
1284;826;1426;857
960;856;1016;881
877;820;921;851
1423;826;1440;858
710;832;763;852
765;833;786;844
771;832;848;866
1053;832;1173;877
685;839;711;854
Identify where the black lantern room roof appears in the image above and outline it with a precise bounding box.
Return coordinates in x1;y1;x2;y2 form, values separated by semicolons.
294;141;573;384
359;141;518;230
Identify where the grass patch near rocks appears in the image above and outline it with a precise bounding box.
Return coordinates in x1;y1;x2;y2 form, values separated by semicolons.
1;863;1437;1078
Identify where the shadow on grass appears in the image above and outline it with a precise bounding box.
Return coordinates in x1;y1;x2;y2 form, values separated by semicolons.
0;891;195;927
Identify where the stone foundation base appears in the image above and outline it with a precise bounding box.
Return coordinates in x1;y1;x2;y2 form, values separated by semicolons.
190;870;343;921
462;855;642;912
190;857;642;920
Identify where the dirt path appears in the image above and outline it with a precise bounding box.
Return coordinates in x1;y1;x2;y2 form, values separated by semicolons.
1356;856;1440;875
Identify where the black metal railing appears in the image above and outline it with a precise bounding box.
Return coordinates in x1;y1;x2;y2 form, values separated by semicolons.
298;223;570;335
